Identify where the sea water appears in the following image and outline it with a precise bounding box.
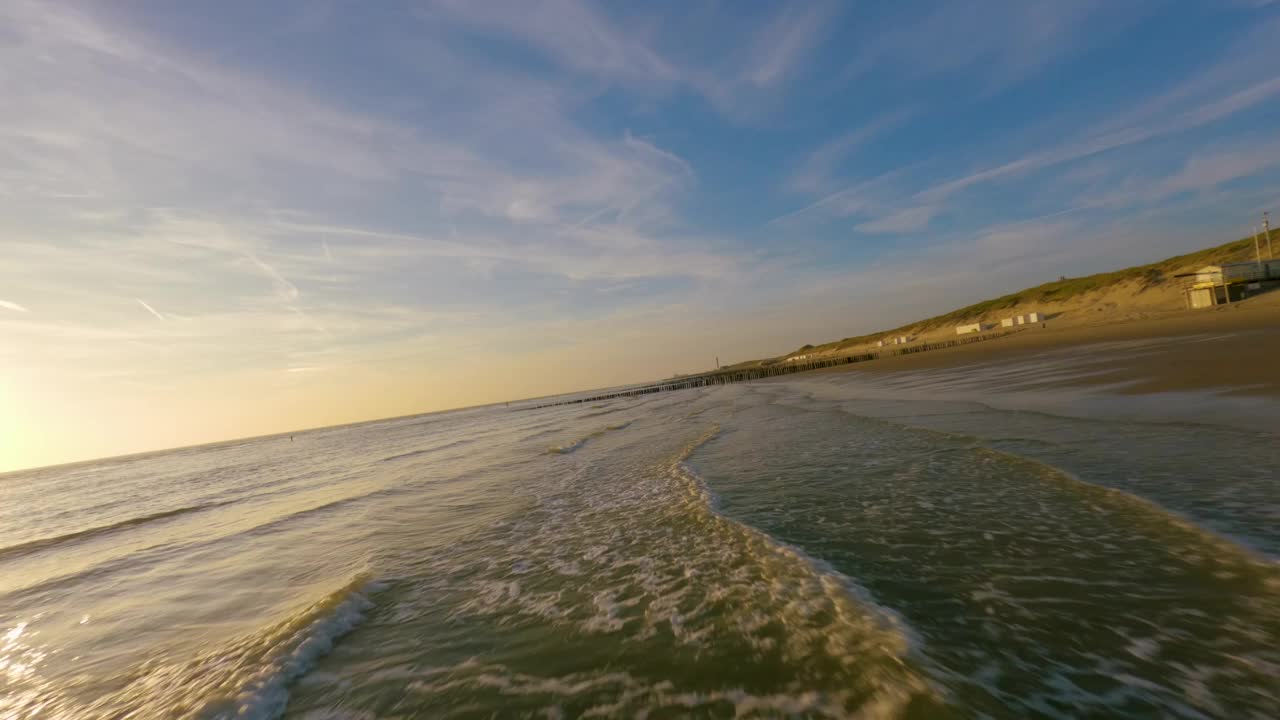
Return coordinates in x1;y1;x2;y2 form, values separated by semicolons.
2;358;1277;718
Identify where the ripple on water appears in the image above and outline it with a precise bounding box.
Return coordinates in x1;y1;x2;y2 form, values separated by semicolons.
283;423;951;719
687;398;1280;718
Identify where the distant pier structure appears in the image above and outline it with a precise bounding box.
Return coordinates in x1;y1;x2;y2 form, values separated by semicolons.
524;329;1019;410
524;353;877;409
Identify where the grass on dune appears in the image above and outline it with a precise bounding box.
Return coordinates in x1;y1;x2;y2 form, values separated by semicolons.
772;233;1267;360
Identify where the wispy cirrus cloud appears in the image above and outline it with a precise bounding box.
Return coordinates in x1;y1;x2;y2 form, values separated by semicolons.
0;0;708;235
5;0;1280;471
1156;145;1280;198
135;299;165;321
731;2;840;91
0;0;743;355
769;168;918;226
418;0;842;121
1064;136;1280;212
785;109;914;195
916;75;1280;207
779;7;1280;242
854;206;939;235
418;0;678;89
838;0;1149;93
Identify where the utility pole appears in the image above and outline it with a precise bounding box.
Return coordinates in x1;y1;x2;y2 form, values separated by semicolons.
1264;211;1272;259
1254;225;1263;271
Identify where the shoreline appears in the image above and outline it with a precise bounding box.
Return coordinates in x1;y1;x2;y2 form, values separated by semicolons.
811;296;1280;397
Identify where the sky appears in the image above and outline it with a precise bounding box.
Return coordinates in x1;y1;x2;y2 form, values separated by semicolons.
3;0;1280;472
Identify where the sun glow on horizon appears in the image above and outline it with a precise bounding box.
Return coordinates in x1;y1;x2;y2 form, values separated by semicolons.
3;1;1279;470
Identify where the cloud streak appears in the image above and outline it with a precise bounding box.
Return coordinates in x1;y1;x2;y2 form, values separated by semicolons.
917;75;1280;206
854;206;939;234
778;9;1280;241
785;110;914;195
4;0;1280;471
135;299;165;321
742;3;838;89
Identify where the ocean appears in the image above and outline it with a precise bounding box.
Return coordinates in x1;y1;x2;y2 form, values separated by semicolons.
2;358;1278;718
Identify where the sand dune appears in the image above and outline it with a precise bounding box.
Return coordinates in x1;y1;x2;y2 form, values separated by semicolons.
814;290;1280;396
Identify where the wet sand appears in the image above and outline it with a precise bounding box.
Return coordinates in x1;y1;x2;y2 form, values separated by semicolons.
823;298;1280;396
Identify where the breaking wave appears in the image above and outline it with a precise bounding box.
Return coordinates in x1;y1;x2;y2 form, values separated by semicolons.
79;576;387;720
546;421;634;455
0;501;232;561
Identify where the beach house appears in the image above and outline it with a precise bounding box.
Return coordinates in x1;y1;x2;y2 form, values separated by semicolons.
1179;261;1280;309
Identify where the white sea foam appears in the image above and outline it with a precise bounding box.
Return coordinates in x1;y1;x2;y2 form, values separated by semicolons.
404;662;922;720
21;376;1278;719
672;435;929;660
71;578;389;720
223;580;386;720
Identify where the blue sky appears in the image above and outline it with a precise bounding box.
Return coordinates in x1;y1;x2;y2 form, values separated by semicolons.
2;0;1280;469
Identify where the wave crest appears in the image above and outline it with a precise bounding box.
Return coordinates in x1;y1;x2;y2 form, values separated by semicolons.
0;502;232;561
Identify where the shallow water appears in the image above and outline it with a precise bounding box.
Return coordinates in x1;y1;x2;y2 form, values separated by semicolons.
2;366;1277;718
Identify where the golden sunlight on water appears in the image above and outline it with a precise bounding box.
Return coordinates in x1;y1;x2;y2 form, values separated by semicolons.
1;376;1277;719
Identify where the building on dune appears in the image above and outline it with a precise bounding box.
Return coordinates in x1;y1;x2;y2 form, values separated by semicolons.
1178;261;1280;309
998;312;1044;328
957;321;1013;335
877;336;914;347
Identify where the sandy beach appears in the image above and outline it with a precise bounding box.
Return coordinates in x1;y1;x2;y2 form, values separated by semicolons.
820;290;1280;396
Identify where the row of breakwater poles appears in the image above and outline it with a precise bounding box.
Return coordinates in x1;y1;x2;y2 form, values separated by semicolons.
524;329;1022;410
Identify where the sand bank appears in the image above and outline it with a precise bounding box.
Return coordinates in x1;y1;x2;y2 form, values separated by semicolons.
819;292;1280;396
